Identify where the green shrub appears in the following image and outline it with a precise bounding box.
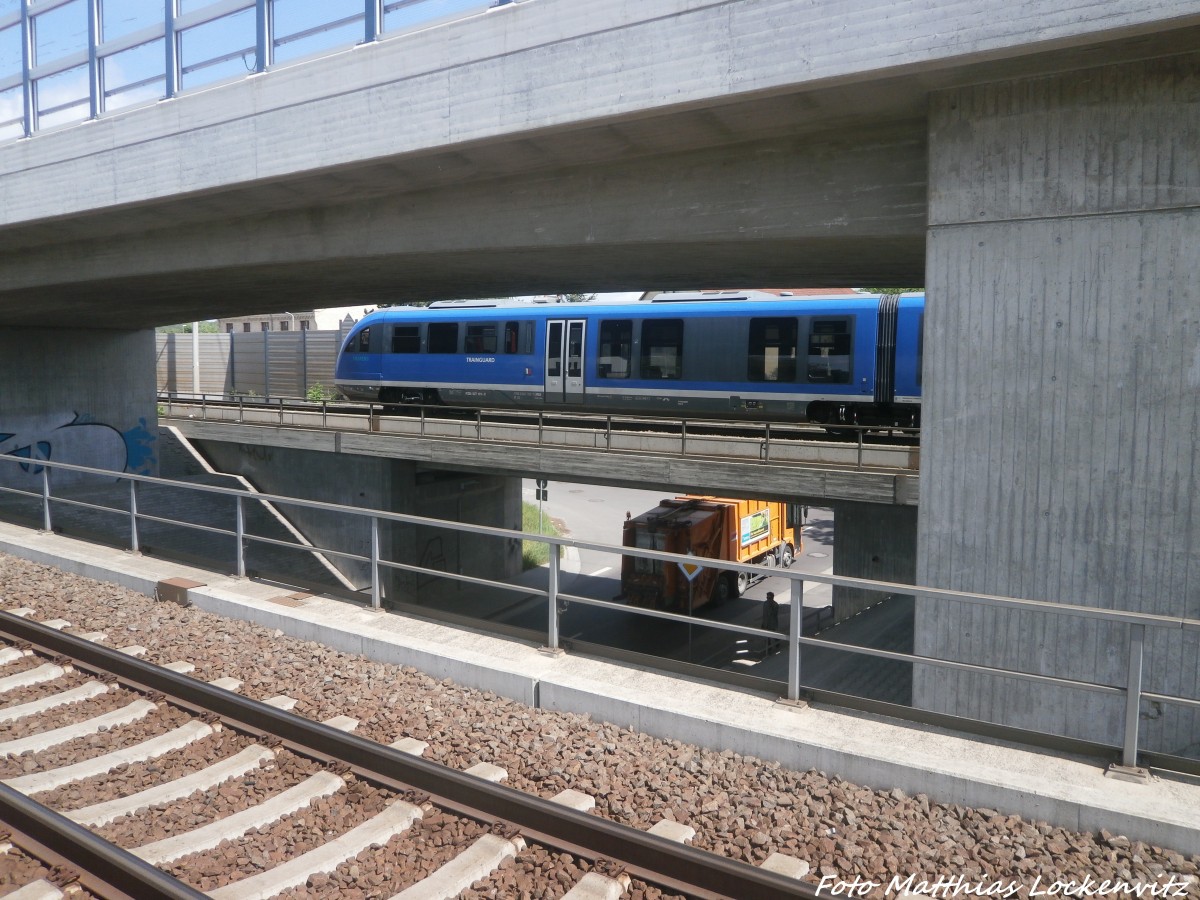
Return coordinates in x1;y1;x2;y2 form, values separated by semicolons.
307;383;336;402
522;501;562;569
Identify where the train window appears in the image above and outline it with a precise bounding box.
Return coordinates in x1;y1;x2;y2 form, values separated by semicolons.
567;323;583;377
598;320;632;379
465;323;498;353
748;317;797;382
502;321;534;354
503;322;528;354
390;326;420;353
427;322;459;353
354;327;371;353
640;319;684;379
806;318;852;382
547;322;563;377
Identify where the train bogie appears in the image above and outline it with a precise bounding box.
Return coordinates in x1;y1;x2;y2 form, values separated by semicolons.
333;293;923;425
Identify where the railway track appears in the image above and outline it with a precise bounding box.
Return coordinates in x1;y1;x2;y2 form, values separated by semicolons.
0;610;815;899
163;395;919;447
160;394;920;475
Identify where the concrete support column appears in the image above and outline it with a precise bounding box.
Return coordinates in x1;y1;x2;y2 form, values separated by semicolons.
0;328;158;490
388;469;524;608
916;54;1200;755
192;441;523;605
830;502;916;624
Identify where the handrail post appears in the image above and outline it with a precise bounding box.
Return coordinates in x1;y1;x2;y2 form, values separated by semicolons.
1121;623;1146;769
40;467;51;532
547;544;560;650
322;399;327;429
681;419;687;455
764;423;771;461
606;415;612;451
537;412;543;446
364;0;384;43
370;517;381;609
787;576;802;702
857;428;864;469
129;481;140;553
235;496;246;577
476;410;482;440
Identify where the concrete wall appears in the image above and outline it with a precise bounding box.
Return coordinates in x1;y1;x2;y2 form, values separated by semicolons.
832;502;917;623
0;329;157;489
916;53;1200;756
193;440;522;602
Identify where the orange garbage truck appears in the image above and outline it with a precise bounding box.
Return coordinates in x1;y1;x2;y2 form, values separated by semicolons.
619;496;800;611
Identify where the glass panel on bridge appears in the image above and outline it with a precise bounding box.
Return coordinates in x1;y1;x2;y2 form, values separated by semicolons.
35;63;88;129
34;0;87;66
179;7;254;91
273;0;363;65
101;0;162;41
0;86;21;141
0;22;18;80
104;39;166;111
383;0;492;38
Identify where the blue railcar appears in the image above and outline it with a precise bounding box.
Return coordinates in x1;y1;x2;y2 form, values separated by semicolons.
334;292;923;427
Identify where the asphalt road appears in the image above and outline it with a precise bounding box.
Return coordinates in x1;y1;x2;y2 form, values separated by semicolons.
515;480;836;668
521;478;835;611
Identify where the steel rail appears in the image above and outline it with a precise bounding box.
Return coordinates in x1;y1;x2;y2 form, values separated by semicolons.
0;612;818;900
0;781;208;900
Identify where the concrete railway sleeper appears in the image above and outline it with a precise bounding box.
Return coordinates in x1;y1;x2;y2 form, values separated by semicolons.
0;611;816;900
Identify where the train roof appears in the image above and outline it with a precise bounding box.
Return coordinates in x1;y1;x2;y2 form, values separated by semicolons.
352;292;923;327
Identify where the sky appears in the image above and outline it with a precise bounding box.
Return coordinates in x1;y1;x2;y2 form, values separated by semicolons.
0;0;493;139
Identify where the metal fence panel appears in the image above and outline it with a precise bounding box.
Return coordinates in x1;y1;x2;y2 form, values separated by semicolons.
156;330;345;399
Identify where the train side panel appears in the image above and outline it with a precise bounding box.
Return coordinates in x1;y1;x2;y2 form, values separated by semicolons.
893;297;924;406
333;296;923;425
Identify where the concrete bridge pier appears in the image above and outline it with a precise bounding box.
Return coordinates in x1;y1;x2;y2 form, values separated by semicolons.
192;440;523;606
828;502;918;625
0;329;158;490
916;53;1200;756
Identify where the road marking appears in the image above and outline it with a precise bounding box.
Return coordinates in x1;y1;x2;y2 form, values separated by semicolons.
588;567;612;576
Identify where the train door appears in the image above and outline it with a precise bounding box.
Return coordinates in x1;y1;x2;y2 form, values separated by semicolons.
544;319;586;404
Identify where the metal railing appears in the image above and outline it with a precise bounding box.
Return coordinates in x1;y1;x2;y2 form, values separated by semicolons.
0;452;1195;774
0;0;515;143
159;391;920;473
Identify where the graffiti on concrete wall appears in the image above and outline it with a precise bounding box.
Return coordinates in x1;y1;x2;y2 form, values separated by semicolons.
0;412;157;484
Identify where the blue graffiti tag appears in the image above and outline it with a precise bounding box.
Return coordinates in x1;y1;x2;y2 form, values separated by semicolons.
8;441;51;474
0;414;134;480
122;418;158;475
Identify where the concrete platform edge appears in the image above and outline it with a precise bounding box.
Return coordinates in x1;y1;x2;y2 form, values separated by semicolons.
1;524;1197;857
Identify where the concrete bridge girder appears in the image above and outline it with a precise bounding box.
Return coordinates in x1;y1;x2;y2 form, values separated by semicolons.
2;0;1200;325
0;129;928;328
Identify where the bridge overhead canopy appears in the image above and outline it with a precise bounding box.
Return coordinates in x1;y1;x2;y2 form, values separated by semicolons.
1;0;1199;328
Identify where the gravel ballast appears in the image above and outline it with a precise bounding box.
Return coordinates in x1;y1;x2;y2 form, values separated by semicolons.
0;553;1197;897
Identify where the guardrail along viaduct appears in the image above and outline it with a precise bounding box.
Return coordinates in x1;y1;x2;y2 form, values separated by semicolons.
0;0;1197;754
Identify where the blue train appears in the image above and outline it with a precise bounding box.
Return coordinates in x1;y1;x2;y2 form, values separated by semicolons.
334;291;924;428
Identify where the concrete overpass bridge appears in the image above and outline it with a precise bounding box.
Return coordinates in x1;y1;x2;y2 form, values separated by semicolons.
1;0;1198;757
